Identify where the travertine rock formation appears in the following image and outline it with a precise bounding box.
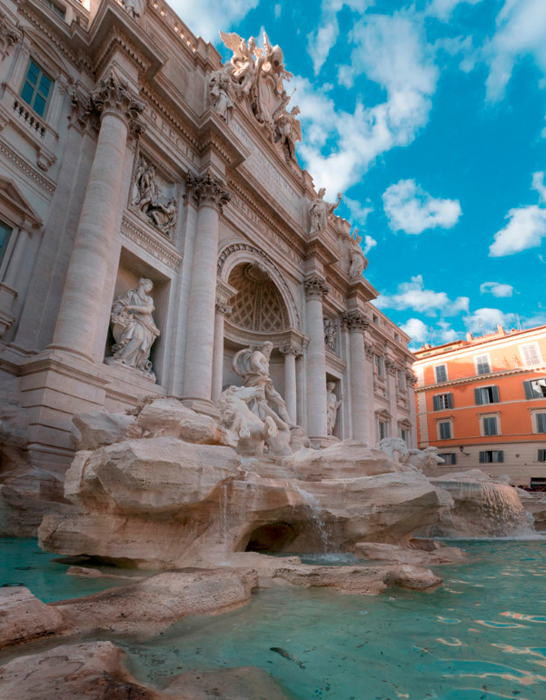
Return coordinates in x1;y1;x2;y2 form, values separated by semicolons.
353;541;466;567
0;586;66;649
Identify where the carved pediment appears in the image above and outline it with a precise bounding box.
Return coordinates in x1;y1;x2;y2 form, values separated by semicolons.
0;177;42;228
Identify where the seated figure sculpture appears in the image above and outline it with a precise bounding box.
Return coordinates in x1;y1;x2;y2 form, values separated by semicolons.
232;341;293;425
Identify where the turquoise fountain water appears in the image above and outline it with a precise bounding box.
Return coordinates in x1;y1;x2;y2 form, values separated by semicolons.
2;538;546;699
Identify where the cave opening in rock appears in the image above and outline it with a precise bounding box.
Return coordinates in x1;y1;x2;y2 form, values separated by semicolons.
244;522;302;553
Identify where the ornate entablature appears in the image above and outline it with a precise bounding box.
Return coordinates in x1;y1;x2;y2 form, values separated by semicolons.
213;31;301;165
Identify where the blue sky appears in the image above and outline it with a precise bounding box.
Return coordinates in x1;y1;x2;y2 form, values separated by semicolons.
172;0;546;347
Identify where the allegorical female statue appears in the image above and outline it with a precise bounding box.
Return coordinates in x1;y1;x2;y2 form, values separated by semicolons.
309;188;342;235
326;381;342;436
107;278;160;379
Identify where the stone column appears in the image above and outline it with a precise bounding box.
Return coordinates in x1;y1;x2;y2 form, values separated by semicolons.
280;343;301;424
182;173;231;411
406;371;418;448
364;341;376;441
212;298;232;404
304;276;330;442
386;358;400;439
344;312;369;442
50;76;144;361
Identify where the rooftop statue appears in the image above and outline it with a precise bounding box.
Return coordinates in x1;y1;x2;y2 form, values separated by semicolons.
309;188;342;235
217;30;301;160
348;228;368;278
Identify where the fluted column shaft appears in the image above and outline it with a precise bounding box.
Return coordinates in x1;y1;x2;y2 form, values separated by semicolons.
345;312;369;442
305;277;330;440
183;174;231;404
280;344;300;424
212;300;231;404
51;78;144;361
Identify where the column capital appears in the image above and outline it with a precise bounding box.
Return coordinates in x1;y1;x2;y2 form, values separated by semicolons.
280;342;303;357
364;341;375;359
91;76;145;128
342;311;369;333
185;172;231;212
215;298;232;316
385;357;399;375
405;370;418;386
304;275;330;300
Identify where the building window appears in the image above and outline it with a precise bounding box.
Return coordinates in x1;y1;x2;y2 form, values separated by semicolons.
374;355;384;377
479;450;504;464
0;221;12;266
433;393;453;411
400;428;408;444
435;364;448;383
538;450;546;462
475;354;491;375
20;60;53;118
535;413;546;434
523;378;546;399
474;385;500;405
438;421;452;440
42;0;66;19
520;343;543;368
439;453;457;465
482;416;499;436
378;420;388;440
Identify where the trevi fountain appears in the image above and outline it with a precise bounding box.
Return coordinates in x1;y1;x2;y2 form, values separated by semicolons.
0;2;545;699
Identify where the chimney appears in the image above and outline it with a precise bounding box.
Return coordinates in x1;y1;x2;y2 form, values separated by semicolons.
466;332;473;341
497;325;505;335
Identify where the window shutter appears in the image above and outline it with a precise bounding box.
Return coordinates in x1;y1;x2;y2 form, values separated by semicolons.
479;451;486;463
497;451;504;463
447;393;454;409
523;381;534;400
491;386;500;403
538;449;546;462
537;414;546;433
433;395;440;411
474;388;483;405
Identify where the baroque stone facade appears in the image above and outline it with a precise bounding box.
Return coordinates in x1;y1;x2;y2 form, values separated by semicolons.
0;0;415;493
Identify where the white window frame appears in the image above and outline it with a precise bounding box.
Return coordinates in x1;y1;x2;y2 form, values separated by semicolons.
434;363;448;383
479;412;501;437
474;353;492;376
520;342;543;368
436;419;453;441
434;392;452;410
530;409;546;434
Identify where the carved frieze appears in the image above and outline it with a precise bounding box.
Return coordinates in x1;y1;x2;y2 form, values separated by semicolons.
132;152;178;237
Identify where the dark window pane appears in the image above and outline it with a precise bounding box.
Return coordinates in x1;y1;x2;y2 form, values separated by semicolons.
33;93;45;116
39;75;51;95
0;221;12;265
21;82;34;104
28;62;39;84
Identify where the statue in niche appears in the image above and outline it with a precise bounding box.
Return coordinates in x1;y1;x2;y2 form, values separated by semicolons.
132;156;177;236
121;0;145;18
107;278;160;380
275;105;301;162
324;318;337;352
208;70;233;122
309;189;342;235
348;228;368;278
326;382;342;436
232;341;293;426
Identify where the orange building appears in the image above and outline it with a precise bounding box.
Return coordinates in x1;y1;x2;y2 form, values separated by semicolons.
413;324;546;487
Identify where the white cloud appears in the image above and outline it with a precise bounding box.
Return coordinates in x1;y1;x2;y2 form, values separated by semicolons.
375;275;469;316
437;320;460;343
426;0;483;22
297;12;438;195
363;234;377;254
465;307;516;334
489;172;546;257
382;179;462;234
401;318;430;344
480;281;514;298
274;3;281;19
169;0;259;42
485;0;546;102
307;0;373;75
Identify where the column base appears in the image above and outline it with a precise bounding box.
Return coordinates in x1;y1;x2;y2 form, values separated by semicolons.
181;396;220;419
309;435;339;449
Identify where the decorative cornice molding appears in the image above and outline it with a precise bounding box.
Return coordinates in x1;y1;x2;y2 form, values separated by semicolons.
185;171;231;211
304;275;330;300
0;139;55;194
120;213;182;270
414;364;545;393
